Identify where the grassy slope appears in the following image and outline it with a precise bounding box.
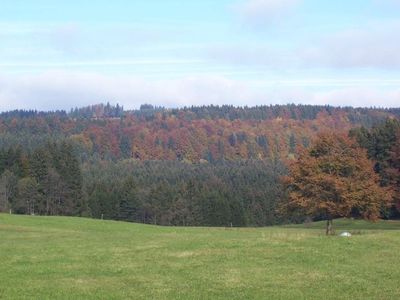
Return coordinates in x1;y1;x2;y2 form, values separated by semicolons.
1;214;400;300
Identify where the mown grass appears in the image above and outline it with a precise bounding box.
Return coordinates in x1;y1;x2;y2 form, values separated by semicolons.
1;214;400;299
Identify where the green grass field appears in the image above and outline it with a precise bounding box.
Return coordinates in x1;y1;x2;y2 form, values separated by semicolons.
1;214;400;299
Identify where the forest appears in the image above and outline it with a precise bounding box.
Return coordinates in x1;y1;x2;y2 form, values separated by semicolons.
0;103;399;226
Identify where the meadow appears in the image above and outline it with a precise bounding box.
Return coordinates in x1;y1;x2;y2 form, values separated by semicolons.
1;214;400;299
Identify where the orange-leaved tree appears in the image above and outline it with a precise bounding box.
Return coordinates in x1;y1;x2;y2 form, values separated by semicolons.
282;132;391;235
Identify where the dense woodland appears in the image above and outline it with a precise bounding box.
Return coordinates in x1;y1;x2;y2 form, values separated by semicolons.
0;103;399;225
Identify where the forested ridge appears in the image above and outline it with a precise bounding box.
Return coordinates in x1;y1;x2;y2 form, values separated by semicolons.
1;103;399;225
2;103;399;162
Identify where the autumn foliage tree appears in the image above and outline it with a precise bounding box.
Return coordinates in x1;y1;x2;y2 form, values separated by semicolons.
282;132;391;235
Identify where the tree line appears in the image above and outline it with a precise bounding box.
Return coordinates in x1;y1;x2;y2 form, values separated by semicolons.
0;105;399;227
83;159;286;226
0;142;84;216
1;104;399;162
0;147;287;226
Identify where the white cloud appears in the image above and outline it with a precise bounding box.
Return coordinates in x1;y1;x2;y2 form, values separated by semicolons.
302;22;400;69
49;23;83;56
0;71;399;111
208;21;400;70
312;87;400;108
0;22;189;64
208;44;295;68
0;72;267;111
0;59;203;69
235;0;301;26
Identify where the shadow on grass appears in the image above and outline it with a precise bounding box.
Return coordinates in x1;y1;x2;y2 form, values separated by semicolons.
283;218;400;231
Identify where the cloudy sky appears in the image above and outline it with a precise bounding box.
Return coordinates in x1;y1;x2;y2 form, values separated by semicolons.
1;0;400;111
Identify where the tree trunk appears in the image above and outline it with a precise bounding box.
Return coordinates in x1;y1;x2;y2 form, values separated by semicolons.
326;219;333;235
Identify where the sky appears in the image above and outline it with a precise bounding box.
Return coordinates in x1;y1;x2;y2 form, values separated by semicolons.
1;0;400;111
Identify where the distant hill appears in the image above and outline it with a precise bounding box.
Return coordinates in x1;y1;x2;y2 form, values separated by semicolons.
1;104;399;226
1;103;399;162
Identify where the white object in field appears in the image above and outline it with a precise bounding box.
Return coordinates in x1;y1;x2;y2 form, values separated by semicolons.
340;232;352;237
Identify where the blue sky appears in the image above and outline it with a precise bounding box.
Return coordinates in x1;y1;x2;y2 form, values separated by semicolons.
1;0;400;110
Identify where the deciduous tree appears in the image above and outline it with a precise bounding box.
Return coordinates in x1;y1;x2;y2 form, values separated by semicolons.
282;133;391;235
